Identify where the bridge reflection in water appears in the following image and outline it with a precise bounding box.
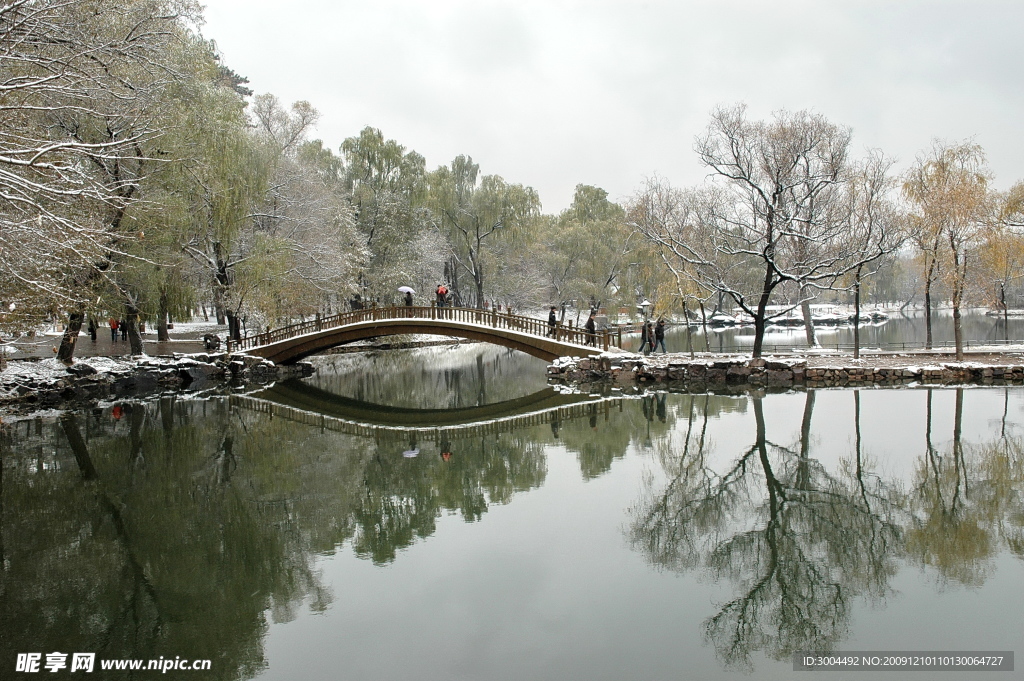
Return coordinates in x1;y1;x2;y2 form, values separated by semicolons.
233;380;621;442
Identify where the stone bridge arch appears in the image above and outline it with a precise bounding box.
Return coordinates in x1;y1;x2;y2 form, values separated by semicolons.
229;307;619;364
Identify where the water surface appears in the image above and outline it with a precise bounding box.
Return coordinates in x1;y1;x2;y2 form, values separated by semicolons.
627;308;1024;354
2;347;1023;680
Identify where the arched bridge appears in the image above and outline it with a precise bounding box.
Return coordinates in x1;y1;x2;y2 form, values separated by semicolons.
227;306;624;364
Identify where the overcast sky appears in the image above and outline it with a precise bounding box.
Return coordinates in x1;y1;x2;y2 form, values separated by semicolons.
201;0;1024;213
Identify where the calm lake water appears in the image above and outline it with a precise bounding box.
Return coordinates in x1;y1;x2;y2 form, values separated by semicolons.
3;345;1023;680
625;308;1024;354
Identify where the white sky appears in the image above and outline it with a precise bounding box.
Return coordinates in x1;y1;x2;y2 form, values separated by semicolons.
201;0;1024;213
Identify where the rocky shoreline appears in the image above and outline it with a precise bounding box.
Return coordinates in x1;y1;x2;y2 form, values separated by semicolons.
0;353;314;414
547;352;1024;390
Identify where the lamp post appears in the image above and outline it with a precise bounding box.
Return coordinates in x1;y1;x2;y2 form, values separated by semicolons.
639;299;652;321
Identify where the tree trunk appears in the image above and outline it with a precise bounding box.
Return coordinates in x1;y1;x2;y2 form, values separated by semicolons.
952;295;963;361
157;291;170;342
469;250;484;309
925;388;934;456
796;390;815;490
1001;282;1008;343
699;301;710;352
124;302;144;355
854;390;862;482
953;388;965;501
752;283;773;357
56;310;85;363
951;248;964;361
801;300;816;347
800;285;817;347
160;396;175;435
751;257;775;358
853;269;862;360
683;300;694;359
225;309;242;341
923;256;936;350
214;287;226;325
752;312;767;358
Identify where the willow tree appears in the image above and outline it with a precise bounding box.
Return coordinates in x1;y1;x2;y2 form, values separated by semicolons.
178;86;269;340
340;127;428;302
904;141;992;361
427;156;540;308
977;182;1024;332
0;0;206;358
246;95;364;326
539;184;633;316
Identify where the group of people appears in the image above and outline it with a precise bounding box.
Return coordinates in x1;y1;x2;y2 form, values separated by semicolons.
375;293;670;354
107;318;128;342
638;319;667;354
546;306;602;347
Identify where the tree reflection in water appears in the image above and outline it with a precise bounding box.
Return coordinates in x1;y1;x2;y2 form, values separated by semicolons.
630;391;902;670
1;400;363;680
4;387;1024;677
631;387;1024;669
0;395;565;676
352;433;548;564
906;388;1024;584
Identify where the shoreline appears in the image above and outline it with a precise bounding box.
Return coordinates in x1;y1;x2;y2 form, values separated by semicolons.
6;345;1024;417
0;353;314;416
547;350;1024;390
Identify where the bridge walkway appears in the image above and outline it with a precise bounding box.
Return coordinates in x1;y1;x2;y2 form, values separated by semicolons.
227;306;624;364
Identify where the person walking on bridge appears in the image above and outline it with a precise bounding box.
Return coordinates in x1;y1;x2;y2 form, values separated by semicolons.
655;318;667;353
637;321;651;354
585;311;597;346
641;321;655;355
547;306;557;337
404;291;413;307
436;284;448;308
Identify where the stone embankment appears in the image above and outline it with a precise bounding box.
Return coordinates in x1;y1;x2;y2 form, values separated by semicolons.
0;353;314;413
548;353;1024;390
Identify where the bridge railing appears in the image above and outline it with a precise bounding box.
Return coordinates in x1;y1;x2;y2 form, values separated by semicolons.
226;305;620;353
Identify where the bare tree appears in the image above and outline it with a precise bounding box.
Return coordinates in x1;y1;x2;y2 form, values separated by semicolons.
632;106;898;357
848;151;905;358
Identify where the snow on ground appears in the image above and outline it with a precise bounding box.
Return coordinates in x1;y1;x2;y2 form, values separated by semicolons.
0;358;71;384
0;354;208;388
39;318;226;339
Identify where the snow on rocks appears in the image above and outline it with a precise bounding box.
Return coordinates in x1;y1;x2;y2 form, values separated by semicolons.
547;352;1024;389
0;352;315;414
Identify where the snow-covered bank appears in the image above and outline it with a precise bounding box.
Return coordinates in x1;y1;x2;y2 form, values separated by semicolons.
0;353;314;414
548;350;1024;390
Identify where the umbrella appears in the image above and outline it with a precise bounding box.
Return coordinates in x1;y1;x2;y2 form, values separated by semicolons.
397;286;416;294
